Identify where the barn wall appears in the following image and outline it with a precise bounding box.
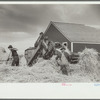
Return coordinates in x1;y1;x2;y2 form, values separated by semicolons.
45;24;71;50
73;43;100;52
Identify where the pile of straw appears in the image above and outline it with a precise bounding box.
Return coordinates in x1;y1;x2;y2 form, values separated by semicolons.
78;48;100;81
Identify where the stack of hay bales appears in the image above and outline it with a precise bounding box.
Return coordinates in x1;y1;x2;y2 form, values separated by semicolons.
78;48;100;81
0;47;8;64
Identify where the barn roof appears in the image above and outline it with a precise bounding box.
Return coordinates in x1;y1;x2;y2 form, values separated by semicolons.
51;21;100;43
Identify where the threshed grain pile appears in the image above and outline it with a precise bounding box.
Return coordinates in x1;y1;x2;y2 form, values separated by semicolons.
78;48;100;81
0;57;91;82
0;48;100;82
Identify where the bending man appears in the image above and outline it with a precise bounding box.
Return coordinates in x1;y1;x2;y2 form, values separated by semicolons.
8;45;19;66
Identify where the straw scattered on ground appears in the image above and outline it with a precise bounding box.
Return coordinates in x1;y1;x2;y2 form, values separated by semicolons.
0;48;100;82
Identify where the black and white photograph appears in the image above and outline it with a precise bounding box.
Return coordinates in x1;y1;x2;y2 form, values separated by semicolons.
0;3;100;83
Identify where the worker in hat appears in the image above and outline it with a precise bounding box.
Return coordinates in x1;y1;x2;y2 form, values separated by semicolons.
56;47;69;75
34;32;44;48
42;36;55;59
62;42;71;55
7;45;19;66
43;40;55;59
41;36;49;54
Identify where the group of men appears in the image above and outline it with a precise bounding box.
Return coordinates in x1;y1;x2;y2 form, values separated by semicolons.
34;32;55;60
7;32;71;75
34;32;71;75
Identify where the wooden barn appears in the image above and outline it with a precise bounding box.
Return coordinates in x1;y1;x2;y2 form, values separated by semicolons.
44;21;100;53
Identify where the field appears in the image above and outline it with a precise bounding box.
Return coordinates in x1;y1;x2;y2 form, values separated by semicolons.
0;48;100;83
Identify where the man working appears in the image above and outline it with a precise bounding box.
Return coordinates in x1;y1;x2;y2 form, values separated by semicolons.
42;36;54;59
34;32;44;48
62;42;71;55
59;47;69;75
7;45;19;66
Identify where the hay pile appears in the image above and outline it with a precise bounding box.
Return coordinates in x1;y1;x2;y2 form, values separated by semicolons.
0;56;91;83
0;47;8;64
78;48;100;81
19;56;27;66
0;48;100;82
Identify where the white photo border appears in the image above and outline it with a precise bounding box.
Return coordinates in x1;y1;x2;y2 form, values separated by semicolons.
0;1;100;99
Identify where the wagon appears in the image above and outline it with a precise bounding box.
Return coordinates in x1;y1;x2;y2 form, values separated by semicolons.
24;47;40;66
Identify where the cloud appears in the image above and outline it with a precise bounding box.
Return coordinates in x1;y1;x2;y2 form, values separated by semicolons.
0;37;37;54
0;4;100;43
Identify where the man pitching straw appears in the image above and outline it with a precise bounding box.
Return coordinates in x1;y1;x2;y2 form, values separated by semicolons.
7;45;19;66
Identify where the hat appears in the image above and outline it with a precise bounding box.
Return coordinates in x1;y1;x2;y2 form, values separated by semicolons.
8;45;13;49
40;32;44;35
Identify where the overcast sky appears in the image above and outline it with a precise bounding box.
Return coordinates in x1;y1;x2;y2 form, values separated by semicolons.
0;4;100;52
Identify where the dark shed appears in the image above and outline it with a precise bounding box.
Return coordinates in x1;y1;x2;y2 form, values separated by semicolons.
44;21;100;52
